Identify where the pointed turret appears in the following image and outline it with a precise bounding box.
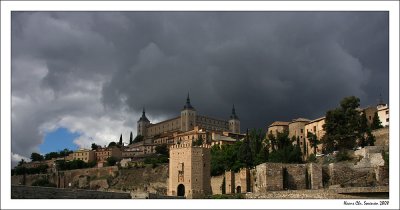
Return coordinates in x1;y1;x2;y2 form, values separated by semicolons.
181;93;197;131
137;107;150;137
183;92;195;110
378;93;385;106
228;104;241;133
230;104;239;120
138;107;150;122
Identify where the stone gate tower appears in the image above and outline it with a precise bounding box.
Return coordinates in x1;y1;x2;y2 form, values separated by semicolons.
229;104;240;133
168;143;211;198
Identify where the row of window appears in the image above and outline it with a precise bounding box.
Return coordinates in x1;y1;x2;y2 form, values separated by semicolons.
198;117;228;125
74;152;91;156
96;152;111;155
74;157;88;161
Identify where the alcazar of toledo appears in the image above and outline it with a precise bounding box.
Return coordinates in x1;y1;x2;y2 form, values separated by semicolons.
133;94;243;152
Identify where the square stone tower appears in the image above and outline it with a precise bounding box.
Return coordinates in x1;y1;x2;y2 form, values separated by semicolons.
168;143;211;198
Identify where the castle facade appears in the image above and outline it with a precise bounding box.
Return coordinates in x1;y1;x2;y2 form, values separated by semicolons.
137;94;241;141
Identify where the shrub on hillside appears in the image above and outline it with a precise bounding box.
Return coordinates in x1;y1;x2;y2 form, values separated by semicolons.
31;178;56;187
335;150;351;162
382;151;389;167
307;154;317;163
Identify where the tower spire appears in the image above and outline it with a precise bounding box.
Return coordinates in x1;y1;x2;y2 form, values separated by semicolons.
138;107;149;122
183;92;194;110
379;93;384;105
230;104;239;120
187;92;191;104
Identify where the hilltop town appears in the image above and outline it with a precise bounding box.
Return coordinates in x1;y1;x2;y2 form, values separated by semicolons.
11;95;389;199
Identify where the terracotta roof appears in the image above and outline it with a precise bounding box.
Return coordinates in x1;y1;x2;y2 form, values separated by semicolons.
269;121;290;127
306;116;326;124
291;118;311;123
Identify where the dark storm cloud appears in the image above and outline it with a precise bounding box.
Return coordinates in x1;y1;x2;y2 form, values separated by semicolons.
100;12;388;126
11;12;388;162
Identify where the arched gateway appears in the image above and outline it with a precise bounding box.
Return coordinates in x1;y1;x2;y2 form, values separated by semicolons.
177;184;185;196
236;186;241;193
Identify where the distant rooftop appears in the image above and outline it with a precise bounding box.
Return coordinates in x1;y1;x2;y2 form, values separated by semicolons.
269;121;290;127
306;116;326;124
290;118;311;123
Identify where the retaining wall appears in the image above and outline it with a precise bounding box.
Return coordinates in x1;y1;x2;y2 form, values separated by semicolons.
11;185;131;199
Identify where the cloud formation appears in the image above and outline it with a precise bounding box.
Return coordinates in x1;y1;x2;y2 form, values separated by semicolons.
11;12;388;165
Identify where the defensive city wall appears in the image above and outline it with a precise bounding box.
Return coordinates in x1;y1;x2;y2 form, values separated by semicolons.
210;163;323;195
372;127;389;147
210;145;388;196
11;185;131;199
11;166;119;189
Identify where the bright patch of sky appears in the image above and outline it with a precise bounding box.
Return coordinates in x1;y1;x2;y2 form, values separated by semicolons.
39;127;80;154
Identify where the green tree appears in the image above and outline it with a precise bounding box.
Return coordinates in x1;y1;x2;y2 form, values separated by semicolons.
59;148;73;157
277;130;291;150
30;152;44;161
17;159;26;166
133;135;144;143
307;132;320;154
371;112;383;130
210;141;243;176
237;130;253;168
307;154;317;162
119;134;123;145
106;156;118;166
32;178;56;187
268;131;303;163
267;133;277;152
358;111;376;147
193;135;204;146
323;96;361;151
255;145;269;165
155;144;169;156
249;129;264;165
129;132;133;145
91;143;100;150
108;141;117;147
365;129;376;146
44;152;59;160
358;112;369;147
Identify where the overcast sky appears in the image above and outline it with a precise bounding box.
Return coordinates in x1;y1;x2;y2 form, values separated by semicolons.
11;12;388;164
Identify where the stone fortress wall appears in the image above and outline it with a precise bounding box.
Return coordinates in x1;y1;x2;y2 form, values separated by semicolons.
12;166;119;189
209;145;388;197
222;163;323;195
11;185;131;199
372;127;389;147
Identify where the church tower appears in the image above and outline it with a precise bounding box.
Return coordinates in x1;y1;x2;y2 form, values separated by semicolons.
181;93;196;132
229;104;240;134
137;108;150;137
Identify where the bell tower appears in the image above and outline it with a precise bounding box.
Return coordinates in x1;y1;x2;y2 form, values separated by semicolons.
181;93;196;132
137;107;150;137
229;104;240;133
